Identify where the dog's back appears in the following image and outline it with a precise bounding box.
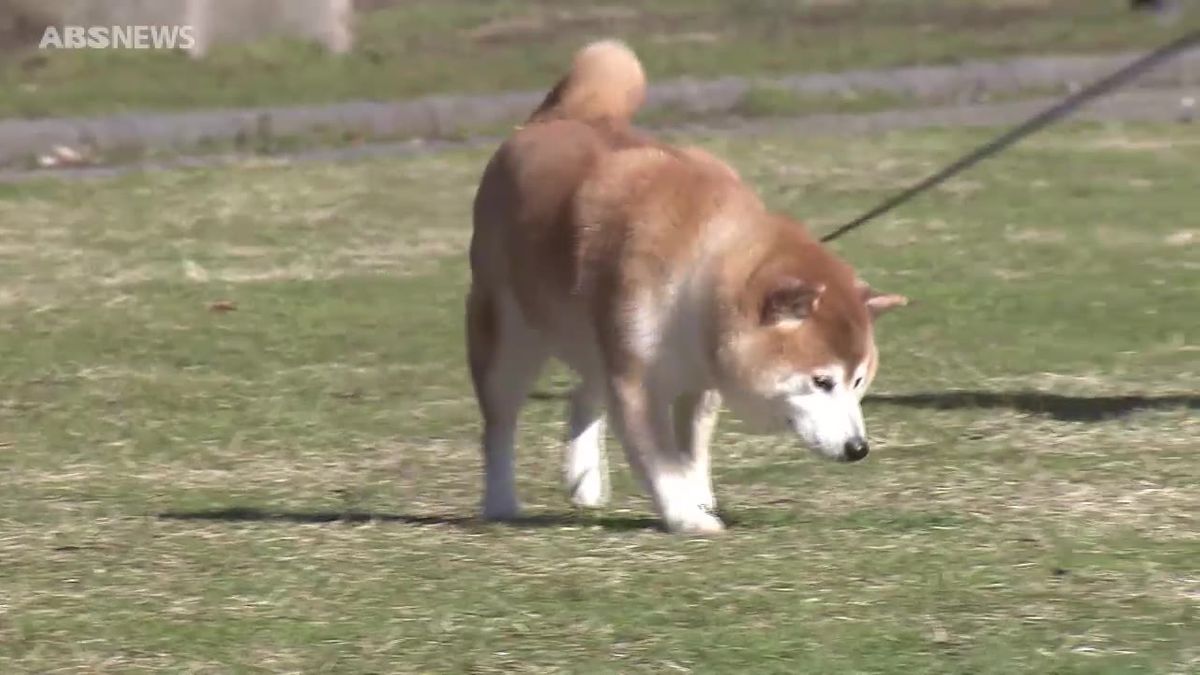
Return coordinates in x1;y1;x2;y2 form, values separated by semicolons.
469;40;744;368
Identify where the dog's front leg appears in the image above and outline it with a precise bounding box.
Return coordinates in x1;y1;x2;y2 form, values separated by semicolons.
673;390;722;513
608;376;725;534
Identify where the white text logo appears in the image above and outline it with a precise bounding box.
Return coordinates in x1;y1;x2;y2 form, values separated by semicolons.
39;26;197;50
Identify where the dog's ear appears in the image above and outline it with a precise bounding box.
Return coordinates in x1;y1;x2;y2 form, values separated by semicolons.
761;279;825;325
856;279;908;318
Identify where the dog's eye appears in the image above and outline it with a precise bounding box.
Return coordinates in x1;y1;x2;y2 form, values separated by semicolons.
854;376;863;389
812;375;835;392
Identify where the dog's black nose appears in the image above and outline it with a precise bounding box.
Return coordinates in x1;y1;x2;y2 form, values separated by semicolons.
843;438;869;462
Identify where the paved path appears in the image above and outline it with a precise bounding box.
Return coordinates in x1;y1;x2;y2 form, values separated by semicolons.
1;47;1197;173
1;86;1193;183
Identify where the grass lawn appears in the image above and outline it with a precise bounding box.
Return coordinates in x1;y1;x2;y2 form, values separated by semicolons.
1;120;1198;672
0;0;1193;118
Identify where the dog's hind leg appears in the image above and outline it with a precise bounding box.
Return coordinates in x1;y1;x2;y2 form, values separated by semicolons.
467;288;547;521
564;378;608;508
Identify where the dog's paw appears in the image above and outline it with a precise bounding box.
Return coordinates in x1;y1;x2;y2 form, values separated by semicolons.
663;507;725;535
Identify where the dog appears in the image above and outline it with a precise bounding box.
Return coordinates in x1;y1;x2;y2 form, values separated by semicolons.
467;40;907;533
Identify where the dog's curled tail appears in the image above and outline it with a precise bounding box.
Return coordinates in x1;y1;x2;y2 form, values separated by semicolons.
528;40;646;124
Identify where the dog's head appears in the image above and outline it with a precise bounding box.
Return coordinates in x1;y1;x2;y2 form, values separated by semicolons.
716;239;906;462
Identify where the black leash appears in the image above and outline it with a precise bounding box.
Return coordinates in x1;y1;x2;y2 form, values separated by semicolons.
821;29;1200;244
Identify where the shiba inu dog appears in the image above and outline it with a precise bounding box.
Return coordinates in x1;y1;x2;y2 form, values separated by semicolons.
467;40;907;533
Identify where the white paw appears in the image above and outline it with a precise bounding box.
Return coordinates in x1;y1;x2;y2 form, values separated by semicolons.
663;507;725;535
567;468;609;508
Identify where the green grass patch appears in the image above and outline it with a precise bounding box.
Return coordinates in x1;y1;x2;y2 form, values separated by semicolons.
1;122;1197;672
0;0;1192;118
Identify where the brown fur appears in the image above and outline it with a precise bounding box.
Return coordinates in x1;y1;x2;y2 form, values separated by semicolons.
528;40;647;124
467;39;905;531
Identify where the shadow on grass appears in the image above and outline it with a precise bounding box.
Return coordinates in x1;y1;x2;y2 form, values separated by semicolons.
538;389;1198;422
157;507;660;532
158;505;976;533
869;391;1199;422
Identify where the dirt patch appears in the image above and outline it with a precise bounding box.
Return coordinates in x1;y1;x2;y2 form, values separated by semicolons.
1006;228;1068;244
1165;230;1196;246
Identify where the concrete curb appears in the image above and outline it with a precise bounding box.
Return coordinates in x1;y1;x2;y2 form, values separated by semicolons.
2;49;1198;167
3;87;1194;184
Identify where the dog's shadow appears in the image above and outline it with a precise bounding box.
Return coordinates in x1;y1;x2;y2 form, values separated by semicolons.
867;390;1198;422
159;391;1196;532
157;506;661;532
538;389;1198;423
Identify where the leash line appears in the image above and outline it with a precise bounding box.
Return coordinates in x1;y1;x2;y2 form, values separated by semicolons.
820;29;1200;244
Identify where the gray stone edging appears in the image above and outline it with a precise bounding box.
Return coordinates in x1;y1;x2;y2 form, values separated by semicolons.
2;87;1194;183
2;48;1198;168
